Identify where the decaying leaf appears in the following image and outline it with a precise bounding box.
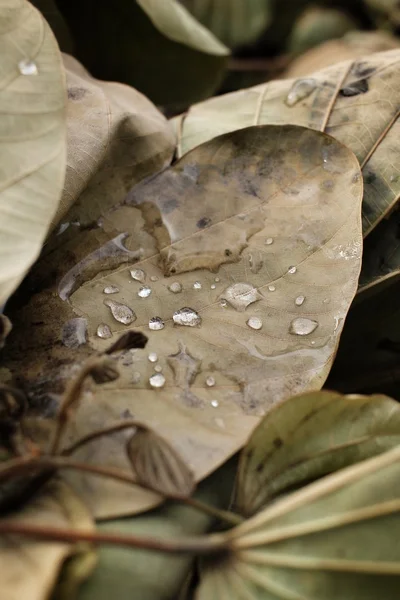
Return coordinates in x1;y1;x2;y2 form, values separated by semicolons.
197;445;400;600
173;49;400;292
0;479;94;600
126;426;195;498
235;390;400;517
0;0;66;305
6;124;363;518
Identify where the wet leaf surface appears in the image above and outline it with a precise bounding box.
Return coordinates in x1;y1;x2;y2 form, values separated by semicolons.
235;390;400;517
3;125;362;518
197;445;400;600
0;0;66;305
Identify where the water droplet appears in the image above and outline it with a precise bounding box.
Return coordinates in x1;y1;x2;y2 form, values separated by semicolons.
149;373;165;388
154;364;163;373
206;376;216;387
148;317;165;331
97;323;112;339
130;268;146;282
220;282;260;311
215;277;220;282
132;371;141;384
193;281;202;290
265;238;274;245
288;266;297;274
150;275;158;282
104;299;136;325
220;299;228;307
168;281;182;293
210;284;216;290
103;285;119;294
173;307;202;327
295;295;305;306
285;78;317;107
18;59;38;76
148;352;158;362
211;400;219;408
138;286;151;298
289;317;318;336
62;318;88;348
247;316;263;330
268;285;276;292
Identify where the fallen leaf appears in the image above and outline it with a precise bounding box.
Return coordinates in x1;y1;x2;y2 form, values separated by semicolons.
235;390;400;517
0;0;66;305
197;445;400;600
6;124;363;518
0;479;94;600
55;0;229;106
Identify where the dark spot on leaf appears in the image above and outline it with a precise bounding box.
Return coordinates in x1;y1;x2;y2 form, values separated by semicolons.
105;331;148;354
354;63;375;79
273;437;283;449
67;87;87;101
197;217;211;229
241;179;259;197
365;171;376;185
162;198;178;214
340;79;369;97
320;179;335;192
225;249;232;256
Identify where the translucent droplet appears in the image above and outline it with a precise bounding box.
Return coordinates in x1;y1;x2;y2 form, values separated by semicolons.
150;275;158;282
96;323;112;339
138;285;151;298
168;281;182;293
193;281;202;290
104;299;136;325
149;373;166;388
154;364;163;373
220;282;260;311
149;317;165;331
132;371;141;384
211;400;219;408
18;59;38;76
173;307;202;327
247;316;262;330
265;238;274;245
295;295;305;306
148;352;158;362
220;299;228;307
288;266;297;274
211;284;216;290
130;268;146;282
285;78;317;107
268;285;276;292
206;376;216;387
289;317;318;336
62;318;88;348
103;285;119;294
214;277;220;282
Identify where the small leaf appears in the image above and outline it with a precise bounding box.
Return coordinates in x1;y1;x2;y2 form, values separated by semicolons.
197;446;400;600
126;426;195;498
235;390;400;516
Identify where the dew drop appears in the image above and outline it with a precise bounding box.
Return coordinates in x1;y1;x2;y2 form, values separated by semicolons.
104;299;136;325
288;266;297;274
173;307;202;327
150;275;159;282
138;285;152;298
211;400;219;408
215;277;220;282
154;364;163;373
289;317;318;336
130;268;146;282
265;237;274;245
206;376;216;387
268;285;276;292
295;295;305;306
220;282;260;311
96;323;112;339
103;285;119;294
18;59;38;76
168;281;182;293
149;373;166;388
148;352;158;362
210;284;216;290
149;317;165;331
285;78;317;107
220;299;228;307
247;316;263;330
193;281;202;290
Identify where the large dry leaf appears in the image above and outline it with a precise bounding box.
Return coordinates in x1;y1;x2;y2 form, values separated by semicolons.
173;49;400;291
0;0;66;305
197;445;400;600
235;390;400;517
0;479;94;600
12;123;363;519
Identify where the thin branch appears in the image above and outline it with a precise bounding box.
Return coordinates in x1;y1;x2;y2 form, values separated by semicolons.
320;61;353;132
61;420;141;456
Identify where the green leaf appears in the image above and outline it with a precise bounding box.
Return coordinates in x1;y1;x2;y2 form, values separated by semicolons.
0;0;66;305
55;0;229;107
197;445;400;600
235;390;400;517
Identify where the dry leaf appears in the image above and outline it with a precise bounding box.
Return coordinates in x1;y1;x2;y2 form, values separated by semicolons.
235;390;400;516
